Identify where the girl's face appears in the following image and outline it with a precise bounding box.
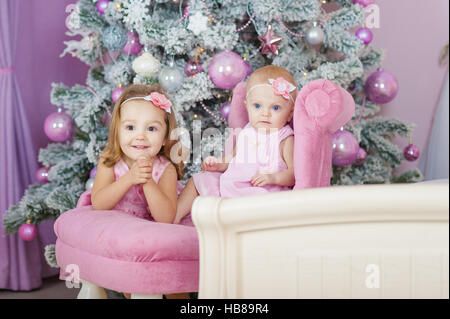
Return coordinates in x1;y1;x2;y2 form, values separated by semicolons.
118;100;167;165
246;85;294;133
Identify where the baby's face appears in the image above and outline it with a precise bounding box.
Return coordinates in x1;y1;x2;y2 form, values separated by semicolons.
119;100;167;164
246;85;294;133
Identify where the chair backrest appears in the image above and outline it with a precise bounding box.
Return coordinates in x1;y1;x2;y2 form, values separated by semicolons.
227;79;356;190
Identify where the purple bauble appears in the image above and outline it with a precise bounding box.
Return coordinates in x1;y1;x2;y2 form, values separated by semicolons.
44;110;73;142
356;27;373;45
365;68;399;104
220;102;231;120
122;32;143;55
354;147;368;165
112;86;125;102
90;167;98;179
353;0;375;7
404;144;420;162
36;167;49;183
100;111;112;127
185;59;203;76
96;0;110;15
332;130;360;166
19;223;38;242
208;50;247;90
183;6;190;18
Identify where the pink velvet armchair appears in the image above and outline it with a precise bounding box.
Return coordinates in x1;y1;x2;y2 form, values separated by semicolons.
53;79;355;299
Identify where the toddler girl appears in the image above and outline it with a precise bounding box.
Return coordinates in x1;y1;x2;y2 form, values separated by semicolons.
175;65;296;224
91;84;184;224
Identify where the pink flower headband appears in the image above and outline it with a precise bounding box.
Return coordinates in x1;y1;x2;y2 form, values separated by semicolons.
120;92;172;113
246;77;296;103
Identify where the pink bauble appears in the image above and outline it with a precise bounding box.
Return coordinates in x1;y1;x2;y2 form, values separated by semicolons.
220;102;231;120
19;223;38;242
365;68;399;104
36;167;49;183
185;59;203;76
208;50;247;90
404;144;420;162
96;0;110;15
44;111;73;142
183;6;190;17
122;32;142;55
353;0;375;7
111;87;125;102
356;27;373;45
354;147;368;165
101;51;120;66
90;167;97;179
332;130;360;166
100;111;112;127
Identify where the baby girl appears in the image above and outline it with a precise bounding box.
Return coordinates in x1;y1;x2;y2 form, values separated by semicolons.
175;65;297;223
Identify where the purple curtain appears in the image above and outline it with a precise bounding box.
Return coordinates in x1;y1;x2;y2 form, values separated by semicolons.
0;0;57;291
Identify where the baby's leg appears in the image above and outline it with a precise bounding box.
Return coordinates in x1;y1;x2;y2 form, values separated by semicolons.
174;178;199;224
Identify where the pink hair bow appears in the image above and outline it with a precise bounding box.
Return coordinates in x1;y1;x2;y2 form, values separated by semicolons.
145;92;172;113
268;77;296;101
120;92;172;113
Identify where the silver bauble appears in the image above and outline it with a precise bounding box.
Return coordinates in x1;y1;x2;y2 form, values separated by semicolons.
85;178;95;191
305;27;325;45
158;66;184;92
102;25;128;51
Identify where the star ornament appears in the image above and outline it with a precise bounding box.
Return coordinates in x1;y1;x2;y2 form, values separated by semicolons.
258;24;283;56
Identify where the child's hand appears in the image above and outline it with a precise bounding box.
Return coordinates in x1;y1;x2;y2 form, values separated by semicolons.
127;157;153;185
251;173;275;187
201;156;222;172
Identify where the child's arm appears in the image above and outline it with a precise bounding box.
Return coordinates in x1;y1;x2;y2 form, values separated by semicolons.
91;157;152;210
142;163;178;223
251;136;295;187
202;147;236;172
91;158;132;210
273;136;295;186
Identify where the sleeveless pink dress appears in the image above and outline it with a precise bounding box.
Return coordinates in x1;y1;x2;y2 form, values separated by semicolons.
193;123;294;198
113;156;183;220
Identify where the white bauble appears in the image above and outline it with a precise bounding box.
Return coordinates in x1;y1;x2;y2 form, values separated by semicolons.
132;52;161;77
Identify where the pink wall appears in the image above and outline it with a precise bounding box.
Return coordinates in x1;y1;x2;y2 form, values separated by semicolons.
371;0;449;173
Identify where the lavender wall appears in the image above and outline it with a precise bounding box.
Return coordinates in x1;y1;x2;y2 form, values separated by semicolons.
16;0;89;163
372;0;449;173
14;0;89;278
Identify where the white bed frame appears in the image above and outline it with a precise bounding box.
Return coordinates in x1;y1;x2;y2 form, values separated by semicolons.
192;183;449;299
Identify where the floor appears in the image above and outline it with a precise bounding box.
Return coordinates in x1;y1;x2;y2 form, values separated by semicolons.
0;275;125;299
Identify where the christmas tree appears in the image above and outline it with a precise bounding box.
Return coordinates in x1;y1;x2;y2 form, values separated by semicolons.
3;0;422;267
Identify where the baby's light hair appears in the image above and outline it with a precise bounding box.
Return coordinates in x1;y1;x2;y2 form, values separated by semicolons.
101;84;184;180
247;65;297;103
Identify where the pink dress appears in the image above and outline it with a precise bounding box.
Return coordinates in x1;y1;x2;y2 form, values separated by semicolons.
113;156;183;220
193;123;294;197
